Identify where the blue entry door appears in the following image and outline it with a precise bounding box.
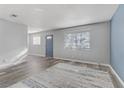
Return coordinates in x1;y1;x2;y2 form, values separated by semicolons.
46;35;53;57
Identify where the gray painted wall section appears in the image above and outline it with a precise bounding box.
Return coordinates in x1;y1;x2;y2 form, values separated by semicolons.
0;19;27;63
28;22;110;64
54;22;110;64
111;5;124;81
28;31;53;56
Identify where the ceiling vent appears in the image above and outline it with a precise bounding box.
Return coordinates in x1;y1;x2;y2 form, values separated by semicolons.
11;14;18;18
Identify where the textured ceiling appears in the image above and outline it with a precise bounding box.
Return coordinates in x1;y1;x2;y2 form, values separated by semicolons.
0;4;118;32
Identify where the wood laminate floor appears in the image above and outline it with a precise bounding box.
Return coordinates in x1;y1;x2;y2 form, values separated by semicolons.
0;55;59;87
0;55;116;88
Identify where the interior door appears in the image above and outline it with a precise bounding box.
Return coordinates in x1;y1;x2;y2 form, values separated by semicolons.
46;35;53;57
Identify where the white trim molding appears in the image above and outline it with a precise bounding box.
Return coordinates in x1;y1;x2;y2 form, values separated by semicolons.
54;57;109;66
108;65;124;88
28;54;45;57
0;48;28;69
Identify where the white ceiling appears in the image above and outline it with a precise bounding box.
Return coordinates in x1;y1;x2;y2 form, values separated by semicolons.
0;4;118;33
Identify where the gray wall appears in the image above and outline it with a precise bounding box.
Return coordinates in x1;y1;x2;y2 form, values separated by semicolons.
111;5;124;80
0;19;27;63
54;22;110;64
28;31;53;56
28;22;110;64
28;32;44;56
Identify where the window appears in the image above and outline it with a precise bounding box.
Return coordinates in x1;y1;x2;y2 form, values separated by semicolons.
64;32;90;49
46;36;52;39
33;36;41;45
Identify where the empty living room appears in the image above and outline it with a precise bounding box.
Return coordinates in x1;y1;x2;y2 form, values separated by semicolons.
0;0;124;90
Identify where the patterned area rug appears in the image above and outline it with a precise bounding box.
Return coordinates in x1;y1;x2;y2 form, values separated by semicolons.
9;63;114;88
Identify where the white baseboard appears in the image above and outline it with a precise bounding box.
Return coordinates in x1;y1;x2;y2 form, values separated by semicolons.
0;48;28;69
54;57;109;67
28;54;45;57
108;65;124;88
12;48;28;62
12;49;28;65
